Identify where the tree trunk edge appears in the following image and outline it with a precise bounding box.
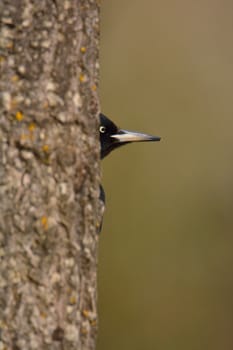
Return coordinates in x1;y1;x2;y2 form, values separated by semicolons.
0;1;101;349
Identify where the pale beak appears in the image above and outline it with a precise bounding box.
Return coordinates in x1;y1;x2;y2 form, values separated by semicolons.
111;129;161;143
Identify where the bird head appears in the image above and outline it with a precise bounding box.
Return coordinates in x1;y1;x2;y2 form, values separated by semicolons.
100;113;161;159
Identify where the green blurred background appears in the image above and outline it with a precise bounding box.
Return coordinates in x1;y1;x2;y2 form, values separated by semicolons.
97;1;233;349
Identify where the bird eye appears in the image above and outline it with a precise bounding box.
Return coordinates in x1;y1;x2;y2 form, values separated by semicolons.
99;126;106;133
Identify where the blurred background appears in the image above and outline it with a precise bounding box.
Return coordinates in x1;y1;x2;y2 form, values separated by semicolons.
97;1;233;349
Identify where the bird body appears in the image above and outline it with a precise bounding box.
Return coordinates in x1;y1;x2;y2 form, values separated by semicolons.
99;113;160;232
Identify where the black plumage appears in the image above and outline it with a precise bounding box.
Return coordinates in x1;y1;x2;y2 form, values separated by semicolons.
100;113;160;159
98;113;160;232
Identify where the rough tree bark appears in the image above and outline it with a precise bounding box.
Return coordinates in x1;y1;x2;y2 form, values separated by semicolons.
0;1;101;349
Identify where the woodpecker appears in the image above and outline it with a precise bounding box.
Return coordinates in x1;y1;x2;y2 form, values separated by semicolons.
98;113;160;231
100;113;160;159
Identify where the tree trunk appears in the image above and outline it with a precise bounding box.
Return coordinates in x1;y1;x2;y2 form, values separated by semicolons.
0;1;101;349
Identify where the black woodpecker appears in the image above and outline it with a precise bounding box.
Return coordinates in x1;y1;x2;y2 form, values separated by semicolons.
100;113;160;159
99;113;160;231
